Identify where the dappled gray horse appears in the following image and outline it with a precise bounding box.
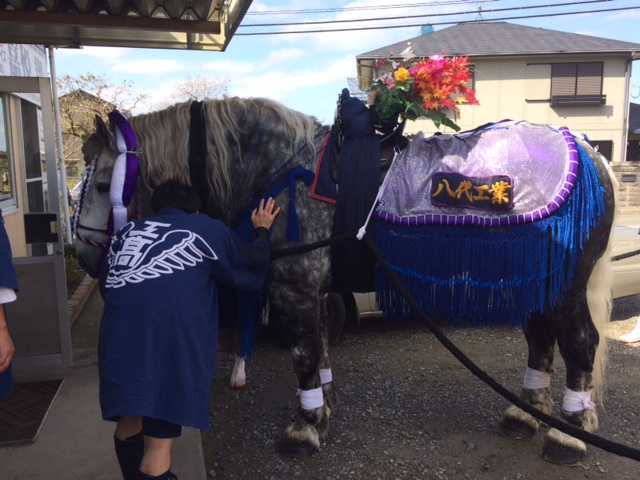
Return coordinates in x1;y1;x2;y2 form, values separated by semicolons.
73;96;616;465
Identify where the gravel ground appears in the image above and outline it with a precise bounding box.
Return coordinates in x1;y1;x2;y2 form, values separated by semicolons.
204;296;640;479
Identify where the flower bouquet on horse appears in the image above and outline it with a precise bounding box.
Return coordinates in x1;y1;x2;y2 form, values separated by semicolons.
366;43;479;134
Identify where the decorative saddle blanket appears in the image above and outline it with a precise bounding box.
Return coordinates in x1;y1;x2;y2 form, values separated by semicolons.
376;121;579;227
373;121;607;327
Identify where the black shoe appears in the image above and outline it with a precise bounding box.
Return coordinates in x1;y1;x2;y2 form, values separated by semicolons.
138;469;177;480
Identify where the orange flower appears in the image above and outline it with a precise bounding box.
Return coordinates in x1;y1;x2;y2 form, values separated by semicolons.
367;44;479;132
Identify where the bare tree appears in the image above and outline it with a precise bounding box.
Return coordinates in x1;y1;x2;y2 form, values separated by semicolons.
56;73;148;180
156;72;229;109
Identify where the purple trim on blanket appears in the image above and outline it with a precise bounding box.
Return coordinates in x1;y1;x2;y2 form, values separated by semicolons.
375;125;579;227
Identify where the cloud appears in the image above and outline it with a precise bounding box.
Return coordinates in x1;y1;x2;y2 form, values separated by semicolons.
261;48;307;67
54;46;129;64
197;59;257;74
110;58;186;74
606;11;640;21
229;54;355;100
248;0;447;54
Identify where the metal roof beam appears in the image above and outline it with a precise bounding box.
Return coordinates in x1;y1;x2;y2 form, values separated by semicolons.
0;10;222;34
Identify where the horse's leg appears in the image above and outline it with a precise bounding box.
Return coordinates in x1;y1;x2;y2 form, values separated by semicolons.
500;311;556;439
540;180;613;464
229;329;246;389
272;292;327;457
543;291;600;464
317;293;338;441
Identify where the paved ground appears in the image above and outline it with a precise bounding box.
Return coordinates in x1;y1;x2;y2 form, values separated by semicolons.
0;290;207;480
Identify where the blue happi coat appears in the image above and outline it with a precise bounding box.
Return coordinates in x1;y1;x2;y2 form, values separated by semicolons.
0;208;19;399
98;207;270;431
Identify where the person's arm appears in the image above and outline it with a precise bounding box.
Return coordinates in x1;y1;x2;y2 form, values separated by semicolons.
0;303;15;373
206;197;280;290
0;213;17;373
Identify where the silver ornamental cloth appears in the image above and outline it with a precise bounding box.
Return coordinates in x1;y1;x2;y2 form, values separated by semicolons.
376;121;574;226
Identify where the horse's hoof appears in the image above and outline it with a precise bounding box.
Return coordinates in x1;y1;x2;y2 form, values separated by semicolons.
278;438;318;458
499;405;538;439
279;420;320;458
542;428;586;465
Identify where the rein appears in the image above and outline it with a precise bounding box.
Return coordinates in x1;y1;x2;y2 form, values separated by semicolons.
270;229;640;462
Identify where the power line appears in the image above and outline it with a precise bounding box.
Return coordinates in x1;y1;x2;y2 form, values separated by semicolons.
240;0;609;28
245;0;495;16
236;4;640;36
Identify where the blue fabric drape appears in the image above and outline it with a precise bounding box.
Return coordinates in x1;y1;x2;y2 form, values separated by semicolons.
375;143;606;326
331;88;381;292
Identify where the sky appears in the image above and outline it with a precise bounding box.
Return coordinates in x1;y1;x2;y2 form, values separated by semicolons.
51;0;640;126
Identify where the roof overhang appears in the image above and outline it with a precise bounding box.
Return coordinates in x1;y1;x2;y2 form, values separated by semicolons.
0;0;252;51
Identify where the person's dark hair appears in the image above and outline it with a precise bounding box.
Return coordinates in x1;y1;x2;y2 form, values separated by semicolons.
150;180;202;214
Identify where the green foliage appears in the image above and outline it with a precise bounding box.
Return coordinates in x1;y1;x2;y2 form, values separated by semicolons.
64;243;86;299
369;82;461;132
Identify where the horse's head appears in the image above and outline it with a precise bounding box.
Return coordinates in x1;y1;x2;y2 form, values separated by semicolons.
73;115;136;278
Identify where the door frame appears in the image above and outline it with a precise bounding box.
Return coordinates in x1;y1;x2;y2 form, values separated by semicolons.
1;76;71;372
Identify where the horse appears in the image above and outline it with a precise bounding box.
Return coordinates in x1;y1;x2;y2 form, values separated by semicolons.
73;94;616;465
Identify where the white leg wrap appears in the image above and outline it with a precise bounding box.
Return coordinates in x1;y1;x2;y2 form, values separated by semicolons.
229;355;246;389
298;387;324;410
522;367;551;389
563;388;595;412
319;368;332;385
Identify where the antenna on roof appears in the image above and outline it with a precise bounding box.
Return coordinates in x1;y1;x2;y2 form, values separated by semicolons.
475;6;485;23
420;24;434;36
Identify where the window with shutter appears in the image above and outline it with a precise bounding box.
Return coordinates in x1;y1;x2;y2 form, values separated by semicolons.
590;140;613;162
550;62;605;106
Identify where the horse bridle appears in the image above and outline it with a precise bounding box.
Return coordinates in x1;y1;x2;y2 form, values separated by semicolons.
73;110;140;251
73;159;111;249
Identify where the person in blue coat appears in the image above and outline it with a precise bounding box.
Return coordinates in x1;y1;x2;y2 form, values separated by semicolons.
99;181;280;480
0;208;19;400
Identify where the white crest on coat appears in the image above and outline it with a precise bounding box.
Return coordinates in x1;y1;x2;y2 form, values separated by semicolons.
105;221;218;288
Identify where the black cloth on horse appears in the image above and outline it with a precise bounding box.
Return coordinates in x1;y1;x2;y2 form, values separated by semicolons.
330;88;380;293
188;101;240;331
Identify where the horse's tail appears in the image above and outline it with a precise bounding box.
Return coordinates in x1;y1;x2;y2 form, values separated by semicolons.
587;152;619;405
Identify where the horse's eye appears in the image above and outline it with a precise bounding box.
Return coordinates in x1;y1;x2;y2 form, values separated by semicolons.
96;183;111;194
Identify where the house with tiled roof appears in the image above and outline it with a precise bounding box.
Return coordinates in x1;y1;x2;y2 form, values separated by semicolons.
357;22;640;164
357;22;640;210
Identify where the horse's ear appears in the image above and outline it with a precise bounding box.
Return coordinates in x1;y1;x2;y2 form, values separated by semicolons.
94;114;116;152
81;115;115;166
95;115;109;140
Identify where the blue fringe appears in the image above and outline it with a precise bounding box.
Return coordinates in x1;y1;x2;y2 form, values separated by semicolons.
375;143;605;327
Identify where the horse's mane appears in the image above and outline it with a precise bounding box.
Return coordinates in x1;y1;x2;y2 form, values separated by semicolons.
128;96;320;218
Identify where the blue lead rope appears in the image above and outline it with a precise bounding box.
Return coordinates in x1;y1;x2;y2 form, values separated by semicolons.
233;164;315;241
233;164;315;357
